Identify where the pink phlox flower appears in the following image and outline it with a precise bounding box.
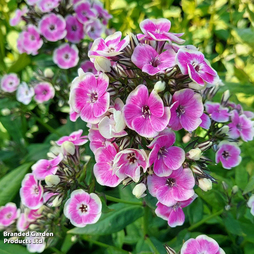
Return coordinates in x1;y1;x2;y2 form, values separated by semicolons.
215;141;241;169
139;18;185;44
123;85;171;138
80;60;97;74
69;71;110;124
64;189;102;227
147;167;195;207
53;43;79;69
25;208;43;222
43;192;58;206
247;195;254;216
34;82;55;103
17;213;30;232
85;19;104;40
98;98;127;139
205;101;230;123
1;73;20;92
93;2;112;25
113;148;148;182
56;129;88;146
37;0;61;12
10;6;28;26
65;15;84;43
74;1;97;24
32;153;63;180
0;203;19;227
94;143;122;187
26;235;46;253
228;110;254;142
199;113;211;130
88;31;130;60
26;0;39;5
20;174;44;209
131;44;176;75
148;128;185;177
180;235;225;254
155;194;197;227
17;25;43;55
38;13;66;42
169;88;203;131
176;48;217;86
16;82;34;105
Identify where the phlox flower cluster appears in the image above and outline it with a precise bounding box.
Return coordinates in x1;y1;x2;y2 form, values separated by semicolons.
11;0;111;70
69;18;254;227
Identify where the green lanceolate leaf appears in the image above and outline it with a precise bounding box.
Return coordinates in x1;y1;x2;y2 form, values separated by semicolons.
0;241;30;254
68;203;144;235
243;175;254;195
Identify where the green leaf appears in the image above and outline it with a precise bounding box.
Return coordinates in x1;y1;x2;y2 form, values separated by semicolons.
246;5;254;26
68;203;144;235
7;54;31;73
233;28;254;48
186;197;203;224
243;175;254;194
235;165;248;190
112;230;125;249
0;241;30;254
61;234;76;254
0;162;32;206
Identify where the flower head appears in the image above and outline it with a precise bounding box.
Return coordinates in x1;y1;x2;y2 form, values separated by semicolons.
56;129;88;146
65;15;84;43
34;82;55;103
93;2;112;25
74;1;97;24
10;7;28;26
1;73;20;92
37;0;61;12
0;203;19;227
80;60;97;74
123;85;171;138
205;102;230;122
85;19;104;40
16;82;34;105
64;189;102;227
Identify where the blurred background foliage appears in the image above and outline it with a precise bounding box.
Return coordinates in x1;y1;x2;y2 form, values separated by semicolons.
0;0;254;253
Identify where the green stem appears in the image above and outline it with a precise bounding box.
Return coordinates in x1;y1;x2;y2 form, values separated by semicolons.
105;194;143;206
143;205;149;236
188;209;224;231
145;237;160;254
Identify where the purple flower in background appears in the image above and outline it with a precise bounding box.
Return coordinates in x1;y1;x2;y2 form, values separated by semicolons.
123;85;171;138
80;60;97;74
65;15;84;43
228;110;254;142
53;43;79;69
205;102;230;122
0;203;19;227
148;128;185;177
10;7;28;26
64;189;102;228
34;82;55;103
16;82;34;105
176;48;217;86
199;113;211;129
38;13;66;42
139;18;184;43
215;141;241;169
1;73;20;92
26;0;39;5
93;2;112;25
155;195;197;227
169;89;203;131
74;1;97;24
85;19;104;40
26;235;46;253
131;44;176;75
148;167;195;207
37;0;61;12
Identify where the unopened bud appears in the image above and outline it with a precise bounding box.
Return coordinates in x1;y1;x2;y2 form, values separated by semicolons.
186;148;202;160
225;204;231;211
47;213;55;219
119;137;130;150
196;140;213;151
122;177;132;186
61;141;75;156
191;165;204;176
52;196;63;207
45;175;60;187
232;185;239;194
154;81;165;93
222;181;228;190
163;92;172;106
188;81;205;91
94;56;111;72
1;108;11;116
198;178;212;192
44;68;54;78
221;90;230;106
132;183;147;199
29;224;38;230
165;244;176;254
216;126;229;136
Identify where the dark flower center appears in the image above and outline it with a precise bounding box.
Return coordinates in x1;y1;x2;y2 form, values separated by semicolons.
90;92;98;103
166;178;176;187
9;82;13;86
72;25;77;31
176;105;185;116
64;54;70;60
142;105;151;118
222;151;230;159
108;47;115;53
49;24;55;31
34;186;39;195
127;152;137;164
151;57;160;67
6;213;12;219
79;204;88;213
236;123;242;131
31;35;35;41
42;89;48;95
158;146;167;157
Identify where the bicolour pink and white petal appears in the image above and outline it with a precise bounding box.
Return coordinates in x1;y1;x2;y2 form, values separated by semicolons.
181;235;224;254
37;0;61;12
113;148;148;182
16;82;34;105
85;19;104;40
1;73;20;92
34;82;55;103
74;1;97;24
65;15;84;43
123;85;170;138
80;60;97;74
17;213;30;232
169;89;203;131
205;102;230;122
147;167;195;207
215;141;241;169
200;113;211;129
56;129;88;146
31;153;63;180
64;189;102;227
20;174;44;209
88;128;111;153
38;13;67;42
0;203;19;227
26;236;46;253
10;7;28;26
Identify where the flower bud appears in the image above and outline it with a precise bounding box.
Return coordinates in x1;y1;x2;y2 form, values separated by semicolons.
225;205;231;211
163;91;172;106
198;178;212;192
45;175;60;187
52;196;63;207
44;68;54;78
1;108;11;116
191;165;204;176
132;183;147;199
165;245;176;254
61;141;75;156
188;81;205;91
47;213;55;219
29;224;38;230
94;56;111;72
222;181;228;190
154;81;165;93
216;126;229;136
221;90;230;106
122;177;132;186
119;137;130;150
232;185;239;194
186;148;202;160
196;140;213;151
